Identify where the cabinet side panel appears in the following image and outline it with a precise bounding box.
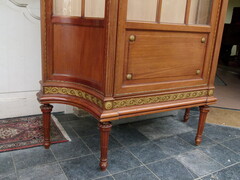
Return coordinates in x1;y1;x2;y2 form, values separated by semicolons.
51;24;105;91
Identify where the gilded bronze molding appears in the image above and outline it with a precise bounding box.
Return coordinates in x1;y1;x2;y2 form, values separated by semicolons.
44;87;103;108
104;102;113;110
44;87;213;110
112;90;210;109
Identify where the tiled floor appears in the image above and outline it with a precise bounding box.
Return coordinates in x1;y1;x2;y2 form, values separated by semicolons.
0;109;240;180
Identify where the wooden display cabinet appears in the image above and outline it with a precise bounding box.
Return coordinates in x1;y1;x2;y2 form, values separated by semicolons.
38;0;228;171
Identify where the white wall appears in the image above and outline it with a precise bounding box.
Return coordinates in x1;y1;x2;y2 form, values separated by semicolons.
0;0;71;119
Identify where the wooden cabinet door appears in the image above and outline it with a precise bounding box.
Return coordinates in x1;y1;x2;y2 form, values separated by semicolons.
114;0;221;96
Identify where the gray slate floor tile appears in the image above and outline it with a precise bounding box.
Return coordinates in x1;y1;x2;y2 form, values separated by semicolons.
81;134;122;153
12;146;56;170
202;163;240;180
176;149;224;177
72;123;99;137
113;166;158;180
221;138;240;154
204;125;240;142
62;116;97;127
0;152;15;179
106;147;142;174
51;138;91;160
60;124;79;140
201;144;240;166
178;131;216;147
147;158;196;180
54;113;80;122
132;117;193;140
60;154;109;180
95;176;114;180
18;163;67;180
154;136;195;156
0;173;17;180
128;142;169;164
111;125;149;146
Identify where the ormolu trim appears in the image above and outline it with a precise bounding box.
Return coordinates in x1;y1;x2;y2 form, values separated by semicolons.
44;87;213;110
44;87;103;108
112;90;210;109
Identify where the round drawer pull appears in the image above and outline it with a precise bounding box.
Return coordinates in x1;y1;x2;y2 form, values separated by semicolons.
126;73;133;80
201;37;206;43
129;35;136;42
196;69;201;75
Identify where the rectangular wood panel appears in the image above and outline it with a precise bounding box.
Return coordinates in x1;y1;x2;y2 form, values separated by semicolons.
126;31;208;80
52;24;105;91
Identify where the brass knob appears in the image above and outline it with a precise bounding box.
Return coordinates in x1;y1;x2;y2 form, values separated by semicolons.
129;35;136;42
126;73;133;80
196;69;201;75
201;37;206;43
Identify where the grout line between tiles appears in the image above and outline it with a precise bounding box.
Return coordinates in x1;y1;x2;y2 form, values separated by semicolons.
195;162;240;180
10;152;19;180
111;136;161;180
49;148;69;180
72;125;113;177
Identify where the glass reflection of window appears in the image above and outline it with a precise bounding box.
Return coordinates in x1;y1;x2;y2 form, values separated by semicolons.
127;0;158;22
189;0;212;25
53;0;105;18
53;0;82;17
126;0;212;25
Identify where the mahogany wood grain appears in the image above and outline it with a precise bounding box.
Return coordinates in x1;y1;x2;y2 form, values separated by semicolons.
52;24;105;91
52;16;104;27
40;104;53;149
99;122;112;171
183;108;191;122
39;0;228;171
195;105;210;145
184;0;191;24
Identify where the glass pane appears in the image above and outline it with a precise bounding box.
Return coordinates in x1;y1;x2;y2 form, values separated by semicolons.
161;0;187;24
127;0;158;22
53;0;81;16
85;0;105;18
189;0;212;25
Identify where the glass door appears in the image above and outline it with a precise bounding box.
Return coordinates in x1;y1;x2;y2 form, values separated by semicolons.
115;0;220;96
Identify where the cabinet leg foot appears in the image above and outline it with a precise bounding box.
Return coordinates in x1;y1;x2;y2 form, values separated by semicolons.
195;105;209;146
99;122;112;171
183;108;191;122
40;104;53;149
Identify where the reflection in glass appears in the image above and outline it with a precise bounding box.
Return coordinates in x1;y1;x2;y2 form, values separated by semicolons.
85;0;105;18
189;0;212;25
127;0;158;22
161;0;187;24
53;0;82;16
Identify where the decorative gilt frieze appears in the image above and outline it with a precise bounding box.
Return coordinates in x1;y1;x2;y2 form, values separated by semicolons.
44;87;103;108
112;90;211;109
44;87;213;110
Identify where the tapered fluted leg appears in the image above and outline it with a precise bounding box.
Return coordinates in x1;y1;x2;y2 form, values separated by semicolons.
183;108;191;122
40;104;53;149
99;122;112;171
195;105;210;145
